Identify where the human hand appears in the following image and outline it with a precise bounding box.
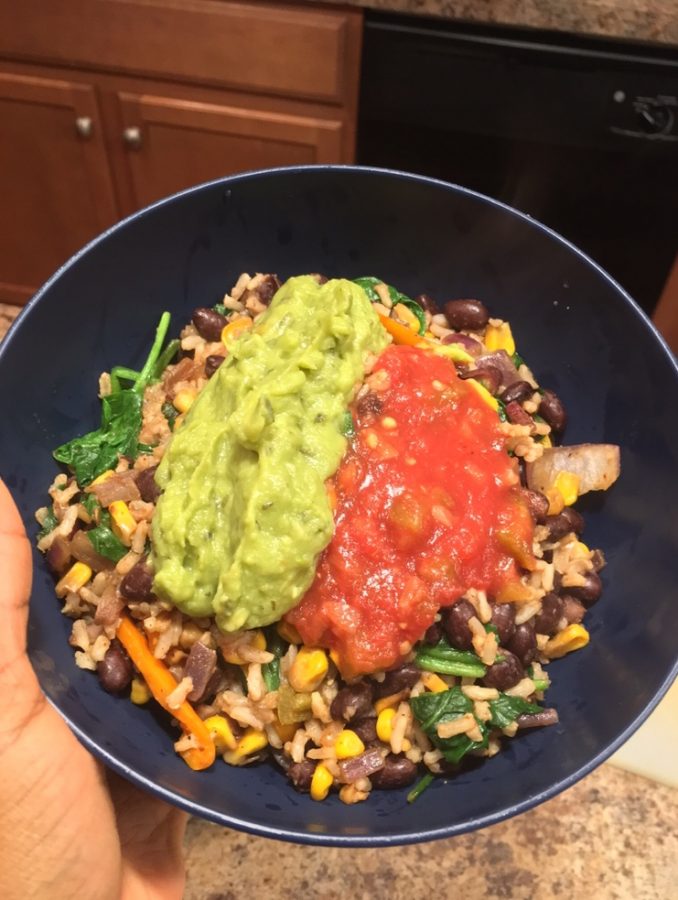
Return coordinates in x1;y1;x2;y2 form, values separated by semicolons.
0;479;188;900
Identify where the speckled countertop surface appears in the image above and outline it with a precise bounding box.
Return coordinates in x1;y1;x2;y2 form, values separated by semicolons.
316;0;678;46
184;765;678;900
1;308;676;898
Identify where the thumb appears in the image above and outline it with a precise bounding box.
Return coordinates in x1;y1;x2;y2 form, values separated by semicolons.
0;479;33;667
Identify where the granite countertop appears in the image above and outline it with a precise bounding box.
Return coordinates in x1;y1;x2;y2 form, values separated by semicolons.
316;0;678;46
184;764;678;900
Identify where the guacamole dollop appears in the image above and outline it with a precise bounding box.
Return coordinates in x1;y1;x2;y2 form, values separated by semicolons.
151;276;389;632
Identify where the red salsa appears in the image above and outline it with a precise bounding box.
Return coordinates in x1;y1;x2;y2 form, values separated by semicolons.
286;345;534;677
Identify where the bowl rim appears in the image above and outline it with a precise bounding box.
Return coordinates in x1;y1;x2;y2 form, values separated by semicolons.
6;164;678;846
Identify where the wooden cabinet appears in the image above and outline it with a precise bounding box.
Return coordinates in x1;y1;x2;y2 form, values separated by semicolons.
0;0;362;304
0;72;117;303
114;92;344;212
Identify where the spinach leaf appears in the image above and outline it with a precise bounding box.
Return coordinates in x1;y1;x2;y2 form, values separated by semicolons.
488;694;542;730
54;390;144;485
162;401;179;432
80;493;99;518
53;313;172;485
409;687;488;764
409;686;472;732
512;351;525;368
213;303;227;316
352;276;381;301
415;638;486;678
340;410;355;437
497;399;508;423
37;508;58;540
86;510;128;562
262;626;286;692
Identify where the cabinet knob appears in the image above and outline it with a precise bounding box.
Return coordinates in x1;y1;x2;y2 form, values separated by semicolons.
123;126;143;149
75;116;93;139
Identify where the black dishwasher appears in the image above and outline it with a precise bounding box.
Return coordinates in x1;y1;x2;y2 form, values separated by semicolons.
357;13;678;315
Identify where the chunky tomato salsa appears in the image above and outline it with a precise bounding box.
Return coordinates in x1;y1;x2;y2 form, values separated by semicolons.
287;345;535;677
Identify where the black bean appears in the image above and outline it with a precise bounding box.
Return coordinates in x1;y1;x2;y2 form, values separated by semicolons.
351;717;378;745
490;602;516;645
443;299;489;331
255;274;280;305
482;651;524;691
538;389;567;433
97;640;133;693
191;307;228;342
423;622;443;645
415;292;439;314
566;572;603;607
120;558;154;601
135;465;160;503
287;759;316;792
441;599;476;650
507;622;537;666
369;754;417;790
204;354;225;378
372;663;421;700
500;380;533;405
534;592;564;636
523;489;549;524
544;507;585;541
330;681;374;722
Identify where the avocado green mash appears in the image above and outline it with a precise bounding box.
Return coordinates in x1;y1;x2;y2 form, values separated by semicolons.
151;276;389;632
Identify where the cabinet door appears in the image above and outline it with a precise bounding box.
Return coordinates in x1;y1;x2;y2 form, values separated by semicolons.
0;72;118;303
115;93;344;211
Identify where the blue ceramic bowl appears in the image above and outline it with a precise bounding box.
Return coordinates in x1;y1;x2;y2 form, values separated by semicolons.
1;167;677;846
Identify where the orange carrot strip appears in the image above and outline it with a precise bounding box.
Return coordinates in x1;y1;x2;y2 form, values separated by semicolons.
378;314;425;347
116;615;216;771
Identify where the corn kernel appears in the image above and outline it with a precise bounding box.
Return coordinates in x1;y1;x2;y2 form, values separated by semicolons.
573;541;590;556
484;321;516;355
55;561;92;598
223;728;268;765
541;434;552;448
221;317;253;344
204;714;238;752
310;762;334;801
288;647;328;693
109;500;137;546
422;671;449;693
553;471;580;507
89;469;115;487
376;707;396;743
252;629;267;652
130;677;151;704
374;692;404;714
544;624;590;659
173;388;196;414
393;303;420;332
545;486;565;516
467;378;499;411
276;620;301;644
334;729;365;760
173;414;185;431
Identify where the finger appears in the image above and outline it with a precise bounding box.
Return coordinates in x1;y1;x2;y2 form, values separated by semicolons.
0;479;33;665
107;770;188;900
